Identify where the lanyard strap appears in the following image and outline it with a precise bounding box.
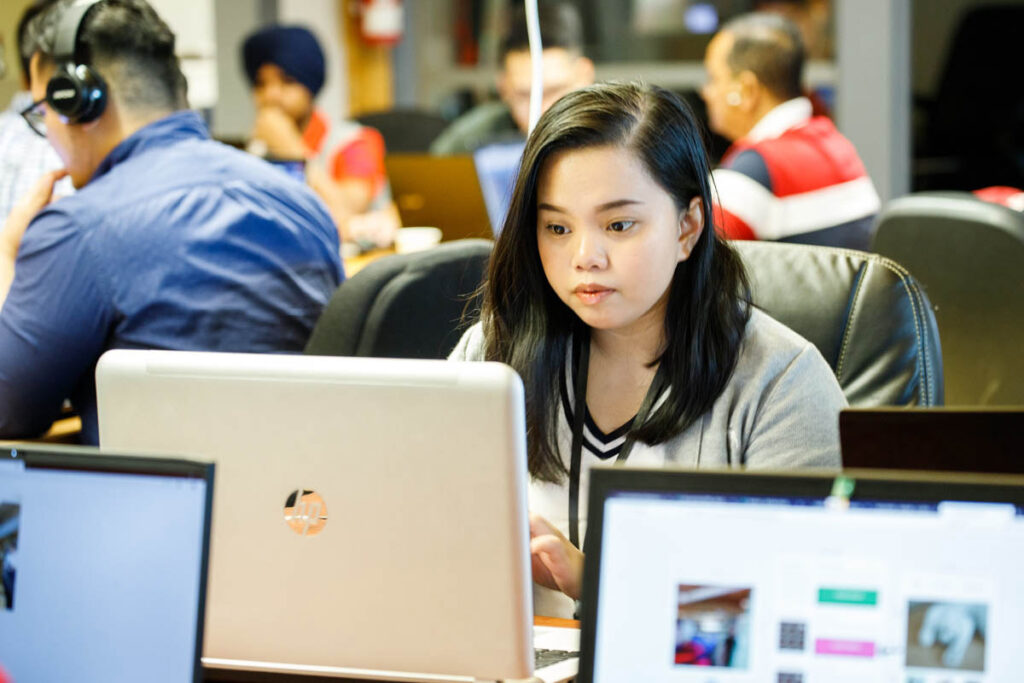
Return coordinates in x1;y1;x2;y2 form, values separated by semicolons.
568;333;590;549
568;335;667;548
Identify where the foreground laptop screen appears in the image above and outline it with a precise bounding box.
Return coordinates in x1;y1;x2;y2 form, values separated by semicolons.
0;448;211;682
586;472;1024;682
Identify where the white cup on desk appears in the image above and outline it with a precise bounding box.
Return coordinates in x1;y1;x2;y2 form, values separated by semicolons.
394;226;443;254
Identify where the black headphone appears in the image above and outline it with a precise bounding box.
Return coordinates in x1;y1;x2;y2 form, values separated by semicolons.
46;0;108;124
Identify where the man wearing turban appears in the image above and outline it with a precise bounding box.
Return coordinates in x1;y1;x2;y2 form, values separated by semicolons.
243;24;399;247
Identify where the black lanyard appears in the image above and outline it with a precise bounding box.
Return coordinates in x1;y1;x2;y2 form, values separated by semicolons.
567;333;667;548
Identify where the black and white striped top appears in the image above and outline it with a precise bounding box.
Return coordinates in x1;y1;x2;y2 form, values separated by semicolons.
559;348;633;460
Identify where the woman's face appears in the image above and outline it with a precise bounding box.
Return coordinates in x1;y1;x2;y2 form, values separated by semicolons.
535;145;704;338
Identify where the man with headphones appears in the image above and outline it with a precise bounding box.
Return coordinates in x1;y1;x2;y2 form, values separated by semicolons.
0;0;343;444
701;12;880;250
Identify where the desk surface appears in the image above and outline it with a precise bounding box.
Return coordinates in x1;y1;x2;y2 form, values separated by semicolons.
42;415;82;442
343;247;394;277
203;617;579;683
0;415;84;447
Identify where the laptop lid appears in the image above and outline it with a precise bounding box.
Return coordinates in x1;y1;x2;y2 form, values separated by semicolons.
386;154;494;241
95;350;533;681
0;444;213;683
840;407;1024;473
472;141;525;234
578;467;1024;682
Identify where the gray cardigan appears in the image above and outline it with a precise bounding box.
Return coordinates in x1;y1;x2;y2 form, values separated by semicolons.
450;308;844;470
449;308;846;616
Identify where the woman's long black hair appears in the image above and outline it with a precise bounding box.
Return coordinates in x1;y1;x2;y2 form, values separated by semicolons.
481;81;751;483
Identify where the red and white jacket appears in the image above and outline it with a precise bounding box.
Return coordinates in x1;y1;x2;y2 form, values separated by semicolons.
712;98;881;250
302;109;391;210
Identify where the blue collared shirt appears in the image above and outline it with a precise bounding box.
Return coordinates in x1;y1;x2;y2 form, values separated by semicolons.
0;110;344;444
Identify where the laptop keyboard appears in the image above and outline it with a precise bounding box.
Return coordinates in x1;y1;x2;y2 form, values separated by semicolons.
535;648;579;669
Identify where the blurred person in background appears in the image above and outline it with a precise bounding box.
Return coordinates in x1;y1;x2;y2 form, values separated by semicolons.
702;12;879;250
755;0;834;116
242;24;399;248
0;0;70;222
0;0;342;444
430;0;594;155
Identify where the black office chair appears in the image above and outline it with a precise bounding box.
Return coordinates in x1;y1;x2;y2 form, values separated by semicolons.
734;241;943;407
354;109;450;154
307;239;942;406
305;239;492;360
872;192;1024;405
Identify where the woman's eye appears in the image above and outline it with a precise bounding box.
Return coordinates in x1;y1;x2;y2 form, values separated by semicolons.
608;220;635;232
546;223;569;235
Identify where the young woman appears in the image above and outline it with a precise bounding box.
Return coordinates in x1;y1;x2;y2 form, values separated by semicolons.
449;82;844;617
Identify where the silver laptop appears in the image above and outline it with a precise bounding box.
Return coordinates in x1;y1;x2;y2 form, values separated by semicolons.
0;444;213;682
386;154;494;241
577;467;1024;682
95;350;578;682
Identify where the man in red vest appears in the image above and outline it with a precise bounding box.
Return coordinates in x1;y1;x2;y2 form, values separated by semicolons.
702;13;880;250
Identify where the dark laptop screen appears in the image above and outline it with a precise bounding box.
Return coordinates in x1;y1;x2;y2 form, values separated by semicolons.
0;447;212;682
840;408;1024;473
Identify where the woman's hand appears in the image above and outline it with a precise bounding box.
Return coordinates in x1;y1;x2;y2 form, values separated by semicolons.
529;514;584;601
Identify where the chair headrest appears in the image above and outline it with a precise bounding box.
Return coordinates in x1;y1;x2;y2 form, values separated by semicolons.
734;241;943;406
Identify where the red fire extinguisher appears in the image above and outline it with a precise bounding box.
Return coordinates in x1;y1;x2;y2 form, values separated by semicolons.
359;0;404;46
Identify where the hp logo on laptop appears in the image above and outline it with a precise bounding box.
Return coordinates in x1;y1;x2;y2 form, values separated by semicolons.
283;489;328;536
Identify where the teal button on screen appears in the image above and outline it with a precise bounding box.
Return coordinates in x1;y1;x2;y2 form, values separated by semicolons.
818;588;878;606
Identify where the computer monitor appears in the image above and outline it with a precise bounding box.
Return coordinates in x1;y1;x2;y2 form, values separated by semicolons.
473;141;525;234
578;467;1024;682
840;407;1024;473
0;444;213;683
385;154;494;241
